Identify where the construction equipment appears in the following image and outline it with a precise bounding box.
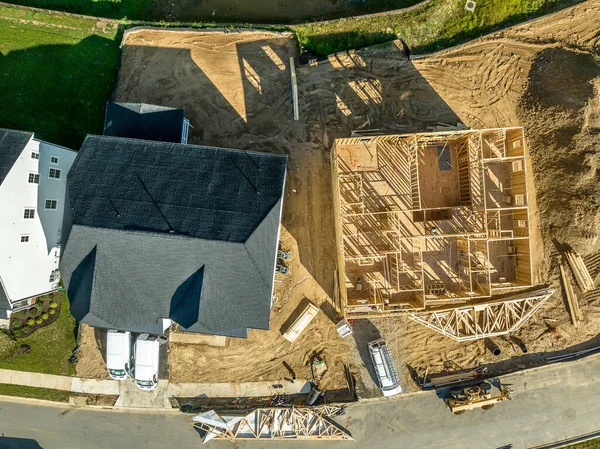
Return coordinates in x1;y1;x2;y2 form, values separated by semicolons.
446;382;512;414
421;365;487;389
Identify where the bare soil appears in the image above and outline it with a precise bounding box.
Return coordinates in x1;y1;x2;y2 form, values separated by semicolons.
76;324;109;379
112;3;600;396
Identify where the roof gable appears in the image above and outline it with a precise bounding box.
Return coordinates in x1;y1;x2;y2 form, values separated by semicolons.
0;128;33;186
61;224;277;336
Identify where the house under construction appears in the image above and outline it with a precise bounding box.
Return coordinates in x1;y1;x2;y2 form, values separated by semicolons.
331;127;549;339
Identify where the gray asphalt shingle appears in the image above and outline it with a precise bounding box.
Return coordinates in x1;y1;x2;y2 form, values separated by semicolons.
60;136;287;337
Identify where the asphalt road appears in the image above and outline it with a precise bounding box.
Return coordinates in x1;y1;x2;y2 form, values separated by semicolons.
2;354;600;449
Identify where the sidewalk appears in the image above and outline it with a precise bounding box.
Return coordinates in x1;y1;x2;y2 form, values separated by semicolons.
0;368;311;408
0;369;118;394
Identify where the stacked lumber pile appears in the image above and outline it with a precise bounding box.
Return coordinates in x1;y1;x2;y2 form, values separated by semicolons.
564;250;594;293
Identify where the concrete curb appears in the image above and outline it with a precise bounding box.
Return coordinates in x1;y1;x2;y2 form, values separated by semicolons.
355;351;600;405
0;394;70;408
0;394;181;413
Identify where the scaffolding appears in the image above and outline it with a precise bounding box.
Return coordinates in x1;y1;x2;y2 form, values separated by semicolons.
192;406;354;443
331;127;539;339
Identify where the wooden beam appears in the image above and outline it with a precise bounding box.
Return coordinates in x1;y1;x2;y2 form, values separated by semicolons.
565;250;594;293
560;258;580;327
289;57;299;121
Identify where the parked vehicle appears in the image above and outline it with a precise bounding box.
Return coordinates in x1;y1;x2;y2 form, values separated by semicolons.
106;330;132;380
368;338;402;397
134;334;160;391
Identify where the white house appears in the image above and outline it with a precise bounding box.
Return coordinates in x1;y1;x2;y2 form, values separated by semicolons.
0;128;77;327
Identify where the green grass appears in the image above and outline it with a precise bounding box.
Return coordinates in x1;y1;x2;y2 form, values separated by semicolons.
0;384;72;402
293;0;584;56
0;0;423;23
0;4;121;148
566;438;600;449
0;291;77;376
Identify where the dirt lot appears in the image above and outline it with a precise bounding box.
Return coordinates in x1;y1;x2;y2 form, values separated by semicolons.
111;3;600;396
76;324;110;379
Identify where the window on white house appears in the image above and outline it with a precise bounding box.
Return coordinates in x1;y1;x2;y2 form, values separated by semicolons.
49;168;61;179
31;152;39;160
50;156;59;164
23;209;35;219
45;199;58;210
20;235;30;243
28;173;40;184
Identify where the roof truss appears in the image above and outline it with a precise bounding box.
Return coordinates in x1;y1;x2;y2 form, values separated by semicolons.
408;288;555;341
192;406;353;443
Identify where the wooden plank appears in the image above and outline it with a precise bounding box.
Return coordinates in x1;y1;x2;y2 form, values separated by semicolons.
289;56;299;121
565;250;594;292
560;259;579;327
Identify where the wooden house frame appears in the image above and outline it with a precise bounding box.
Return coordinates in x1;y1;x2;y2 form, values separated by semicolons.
331;128;535;321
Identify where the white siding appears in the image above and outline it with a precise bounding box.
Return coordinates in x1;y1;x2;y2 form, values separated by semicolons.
0;137;76;307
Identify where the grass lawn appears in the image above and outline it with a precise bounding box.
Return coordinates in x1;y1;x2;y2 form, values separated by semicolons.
0;4;121;148
0;384;72;402
566;439;600;449
0;291;77;376
293;0;584;56
0;0;423;23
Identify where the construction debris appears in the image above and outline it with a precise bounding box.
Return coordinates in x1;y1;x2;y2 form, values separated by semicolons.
408;289;556;341
192;406;354;443
564;249;594;293
336;318;353;338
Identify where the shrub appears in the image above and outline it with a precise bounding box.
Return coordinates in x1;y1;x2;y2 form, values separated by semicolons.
27;318;35;326
21;326;29;333
12;329;22;337
49;308;56;315
49;300;58;309
41;312;49;320
12;310;26;319
35;317;43;325
34;301;44;311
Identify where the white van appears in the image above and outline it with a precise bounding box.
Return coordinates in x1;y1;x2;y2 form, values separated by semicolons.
368;339;402;397
106;330;132;380
134;334;160;391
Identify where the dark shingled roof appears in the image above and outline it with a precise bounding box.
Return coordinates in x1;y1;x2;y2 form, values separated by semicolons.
68;135;285;243
60;136;287;337
104;102;186;143
0;128;33;186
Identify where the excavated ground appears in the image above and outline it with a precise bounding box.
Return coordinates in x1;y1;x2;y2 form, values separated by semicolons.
82;3;600;396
